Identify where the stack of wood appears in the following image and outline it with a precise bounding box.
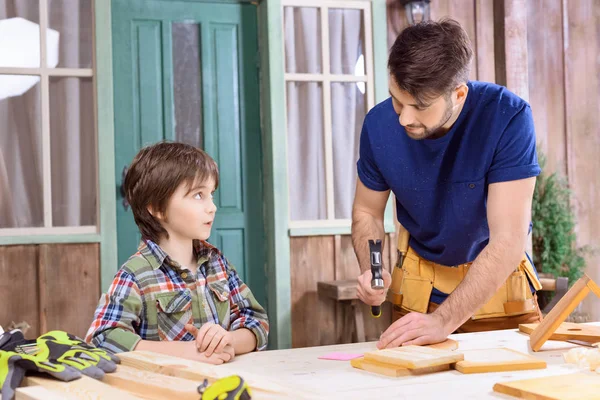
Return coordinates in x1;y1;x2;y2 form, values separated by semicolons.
12;350;303;400
351;344;546;377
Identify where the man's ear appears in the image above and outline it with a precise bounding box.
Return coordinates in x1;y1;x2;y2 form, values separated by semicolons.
454;84;469;106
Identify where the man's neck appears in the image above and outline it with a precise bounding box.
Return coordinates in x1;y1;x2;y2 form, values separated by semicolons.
157;236;197;273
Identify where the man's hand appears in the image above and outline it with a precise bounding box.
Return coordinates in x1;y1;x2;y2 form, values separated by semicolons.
356;269;392;306
185;324;234;357
377;312;450;349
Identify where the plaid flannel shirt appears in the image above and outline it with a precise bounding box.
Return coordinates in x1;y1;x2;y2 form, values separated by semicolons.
85;240;269;353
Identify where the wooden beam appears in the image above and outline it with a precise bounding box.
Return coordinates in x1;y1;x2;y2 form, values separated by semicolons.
529;274;594;351
102;365;200;400
493;0;529;101
23;376;142;399
15;386;73;400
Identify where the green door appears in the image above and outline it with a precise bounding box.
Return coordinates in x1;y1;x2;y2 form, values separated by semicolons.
111;0;266;306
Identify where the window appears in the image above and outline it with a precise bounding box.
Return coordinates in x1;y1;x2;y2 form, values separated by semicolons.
283;0;375;234
0;0;97;237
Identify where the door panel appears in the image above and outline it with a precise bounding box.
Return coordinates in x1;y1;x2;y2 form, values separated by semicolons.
112;0;265;305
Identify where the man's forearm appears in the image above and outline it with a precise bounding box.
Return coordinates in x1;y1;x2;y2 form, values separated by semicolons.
351;209;385;273
432;236;525;332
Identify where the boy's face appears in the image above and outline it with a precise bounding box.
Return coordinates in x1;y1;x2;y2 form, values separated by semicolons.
157;177;217;242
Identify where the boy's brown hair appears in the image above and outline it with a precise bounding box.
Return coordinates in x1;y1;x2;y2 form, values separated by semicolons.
388;18;473;105
123;142;219;243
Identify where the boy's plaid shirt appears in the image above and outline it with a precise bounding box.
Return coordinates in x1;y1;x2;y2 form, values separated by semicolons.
85;240;269;353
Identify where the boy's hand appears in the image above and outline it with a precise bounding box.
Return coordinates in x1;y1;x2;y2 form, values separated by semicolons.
185;323;233;357
194;344;235;364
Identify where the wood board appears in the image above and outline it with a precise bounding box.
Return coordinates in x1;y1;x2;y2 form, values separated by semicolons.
101;365;201;400
23;376;143;400
520;322;600;344
351;357;449;377
363;345;464;369
493;372;600;400
453;348;546;374
117;350;291;396
15;386;74;400
529;274;600;351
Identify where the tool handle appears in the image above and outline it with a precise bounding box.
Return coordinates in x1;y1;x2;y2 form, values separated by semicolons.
371;305;382;318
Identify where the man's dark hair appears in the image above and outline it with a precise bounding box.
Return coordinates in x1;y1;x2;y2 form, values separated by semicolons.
388;18;473;105
123;142;219;243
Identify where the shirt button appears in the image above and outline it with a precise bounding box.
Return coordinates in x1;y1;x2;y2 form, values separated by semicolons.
181;272;188;279
469;183;475;189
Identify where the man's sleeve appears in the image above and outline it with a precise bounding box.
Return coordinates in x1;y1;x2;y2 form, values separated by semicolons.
85;269;143;353
487;104;541;184
356;121;390;191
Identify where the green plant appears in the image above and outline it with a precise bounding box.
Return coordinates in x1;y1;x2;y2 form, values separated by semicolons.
532;152;588;285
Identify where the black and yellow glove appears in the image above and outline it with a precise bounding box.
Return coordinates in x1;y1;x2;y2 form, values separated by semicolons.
35;330;120;377
0;343;81;400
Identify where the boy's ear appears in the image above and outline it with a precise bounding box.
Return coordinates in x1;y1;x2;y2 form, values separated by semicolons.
147;205;164;220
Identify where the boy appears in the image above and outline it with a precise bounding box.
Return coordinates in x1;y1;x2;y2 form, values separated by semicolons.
85;142;269;364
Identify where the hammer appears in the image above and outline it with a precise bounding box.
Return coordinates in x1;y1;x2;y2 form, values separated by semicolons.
368;239;384;318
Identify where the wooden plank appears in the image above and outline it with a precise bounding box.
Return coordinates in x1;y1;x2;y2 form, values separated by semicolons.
494;0;530;101
520;322;600;344
16;386;75;400
564;0;600;323
530;275;592;351
454;348;546;374
291;236;336;347
39;243;100;338
0;245;40;338
351;357;449;377
430;0;477;80
317;279;357;301
117;350;290;397
526;0;567;176
364;345;464;369
493;373;600;400
23;376;143;400
101;365;200;400
474;0;495;82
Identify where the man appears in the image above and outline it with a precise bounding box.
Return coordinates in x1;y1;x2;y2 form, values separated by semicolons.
352;19;543;349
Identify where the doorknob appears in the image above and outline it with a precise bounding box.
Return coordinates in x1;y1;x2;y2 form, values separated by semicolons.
120;165;130;211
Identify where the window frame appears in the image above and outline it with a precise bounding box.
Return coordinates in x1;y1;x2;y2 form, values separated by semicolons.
0;0;100;244
282;0;394;236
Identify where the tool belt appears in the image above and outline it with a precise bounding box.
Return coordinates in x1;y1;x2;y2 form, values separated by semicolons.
389;247;543;320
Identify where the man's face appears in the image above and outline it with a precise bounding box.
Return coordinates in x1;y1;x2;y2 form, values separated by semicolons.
388;77;456;140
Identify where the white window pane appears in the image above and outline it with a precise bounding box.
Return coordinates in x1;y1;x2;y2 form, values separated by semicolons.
0;2;41;68
332;82;366;219
172;21;203;149
48;0;94;68
0;76;43;228
284;7;322;74
329;8;365;75
287;81;326;221
49;76;96;226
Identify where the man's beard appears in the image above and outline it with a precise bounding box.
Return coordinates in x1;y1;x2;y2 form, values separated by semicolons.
404;101;455;140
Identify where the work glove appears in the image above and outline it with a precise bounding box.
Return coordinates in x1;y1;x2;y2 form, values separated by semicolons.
0;329;120;400
0;330;81;400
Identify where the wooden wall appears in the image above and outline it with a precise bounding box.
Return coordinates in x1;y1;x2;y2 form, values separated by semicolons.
0;243;100;339
291;232;396;348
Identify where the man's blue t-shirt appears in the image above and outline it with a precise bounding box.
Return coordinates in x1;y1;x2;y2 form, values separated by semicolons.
357;81;541;271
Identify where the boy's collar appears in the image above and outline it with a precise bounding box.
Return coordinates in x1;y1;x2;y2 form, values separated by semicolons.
140;239;216;271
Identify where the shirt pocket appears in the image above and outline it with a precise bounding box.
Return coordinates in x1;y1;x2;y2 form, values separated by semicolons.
155;289;193;341
448;177;488;235
207;277;231;328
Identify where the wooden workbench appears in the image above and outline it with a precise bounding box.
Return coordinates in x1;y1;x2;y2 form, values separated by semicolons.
224;323;599;399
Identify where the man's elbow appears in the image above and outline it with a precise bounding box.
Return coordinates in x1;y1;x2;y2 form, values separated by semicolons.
489;231;528;260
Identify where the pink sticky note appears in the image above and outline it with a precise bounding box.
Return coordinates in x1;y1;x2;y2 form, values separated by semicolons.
318;352;363;361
